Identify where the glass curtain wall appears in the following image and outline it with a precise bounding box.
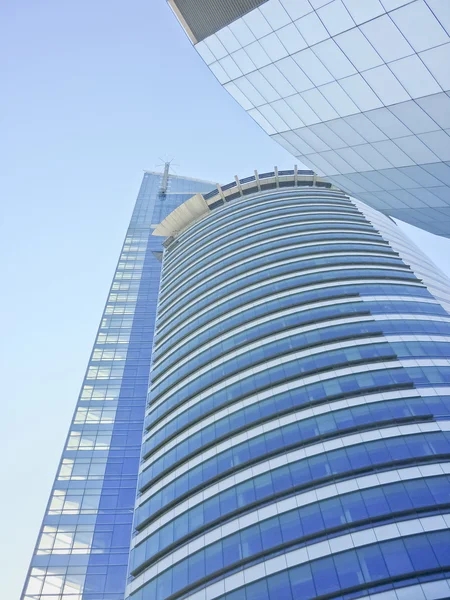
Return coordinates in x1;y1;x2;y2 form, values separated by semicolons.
170;0;450;237
127;182;450;600
21;172;214;600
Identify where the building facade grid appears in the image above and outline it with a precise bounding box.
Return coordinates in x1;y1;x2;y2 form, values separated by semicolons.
174;0;450;237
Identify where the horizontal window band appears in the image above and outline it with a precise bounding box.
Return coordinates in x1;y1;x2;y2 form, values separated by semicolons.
149;310;379;408
153;284;367;364
141;389;450;486
163;202;363;273
145;329;387;443
143;381;421;467
201;544;450;600
128;513;450;598
153;290;430;382
152;283;432;367
160;224;382;289
164;199;359;259
134;454;450;540
140;412;433;496
135;423;446;531
146;337;450;450
150;318;450;414
161;234;399;301
162;211;372;280
146;349;450;439
159;244;398;311
165;192;358;248
151;293;366;382
130;500;450;581
145;352;399;439
151;300;446;389
159;239;393;303
142;382;450;477
144;359;420;450
138;370;446;492
155;273;423;352
173;557;450;600
138;408;450;520
131;461;450;556
162;221;381;286
163;217;380;289
156;260;411;331
356;577;450;600
158;250;404;326
158;262;412;342
160;215;371;291
155;269;419;351
165;195;358;260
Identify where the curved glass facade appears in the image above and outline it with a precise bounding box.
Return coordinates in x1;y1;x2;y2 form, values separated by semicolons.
126;184;450;600
170;0;450;238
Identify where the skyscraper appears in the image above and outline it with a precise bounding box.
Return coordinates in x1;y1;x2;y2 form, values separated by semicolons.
126;169;450;600
167;0;450;238
20;169;215;600
22;167;450;600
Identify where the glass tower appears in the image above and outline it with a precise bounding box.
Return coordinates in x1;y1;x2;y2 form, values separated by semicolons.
126;170;450;600
168;0;450;238
21;170;214;600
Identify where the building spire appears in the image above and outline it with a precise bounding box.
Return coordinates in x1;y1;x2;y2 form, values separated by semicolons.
159;161;171;197
156;157;177;199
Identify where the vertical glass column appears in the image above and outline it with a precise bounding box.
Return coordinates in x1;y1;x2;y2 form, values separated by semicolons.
21;171;214;600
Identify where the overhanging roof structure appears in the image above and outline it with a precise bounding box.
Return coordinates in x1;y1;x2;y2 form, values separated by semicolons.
168;0;450;238
153;166;342;241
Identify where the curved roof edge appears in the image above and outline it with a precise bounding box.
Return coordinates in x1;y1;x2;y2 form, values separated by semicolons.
152;166;345;241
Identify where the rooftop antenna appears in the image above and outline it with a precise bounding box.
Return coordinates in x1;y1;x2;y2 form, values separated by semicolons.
155;157;179;198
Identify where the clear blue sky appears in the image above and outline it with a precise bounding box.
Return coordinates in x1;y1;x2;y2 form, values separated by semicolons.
2;1;450;598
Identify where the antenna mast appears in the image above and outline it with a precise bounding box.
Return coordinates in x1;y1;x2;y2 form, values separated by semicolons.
159;161;171;198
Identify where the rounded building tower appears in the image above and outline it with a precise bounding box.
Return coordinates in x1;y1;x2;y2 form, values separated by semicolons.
126;169;450;600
